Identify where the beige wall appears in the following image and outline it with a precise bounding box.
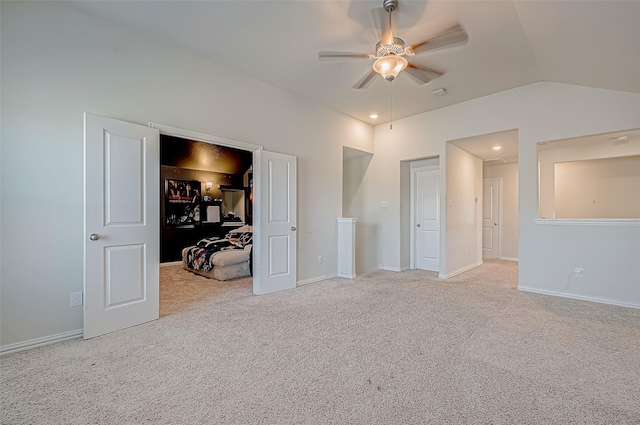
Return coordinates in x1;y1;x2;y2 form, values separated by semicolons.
342;153;375;274
0;2;373;347
483;163;519;260
555;155;640;218
365;82;640;309
445;144;483;275
538;139;640;218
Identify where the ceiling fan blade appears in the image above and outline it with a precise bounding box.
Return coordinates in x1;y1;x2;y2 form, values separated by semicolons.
410;26;469;55
371;7;394;45
404;63;441;85
318;51;371;61
352;69;379;90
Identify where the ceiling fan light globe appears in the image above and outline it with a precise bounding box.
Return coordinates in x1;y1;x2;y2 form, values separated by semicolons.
373;55;408;80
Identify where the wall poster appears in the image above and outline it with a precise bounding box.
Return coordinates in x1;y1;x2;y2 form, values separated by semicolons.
165;179;201;227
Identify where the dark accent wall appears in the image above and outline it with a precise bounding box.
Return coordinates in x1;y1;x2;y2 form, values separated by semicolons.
160;136;252;263
161;135;252;174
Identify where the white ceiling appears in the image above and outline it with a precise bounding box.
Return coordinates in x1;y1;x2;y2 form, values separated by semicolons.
449;129;519;165
71;1;640;125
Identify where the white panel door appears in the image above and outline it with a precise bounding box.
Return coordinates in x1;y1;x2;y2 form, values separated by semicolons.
482;180;500;259
84;113;159;339
414;169;440;271
253;150;297;295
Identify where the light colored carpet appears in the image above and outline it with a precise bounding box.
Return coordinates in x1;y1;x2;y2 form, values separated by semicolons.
2;260;640;424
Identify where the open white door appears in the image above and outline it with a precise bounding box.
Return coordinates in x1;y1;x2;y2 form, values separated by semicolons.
253;150;297;295
84;113;159;339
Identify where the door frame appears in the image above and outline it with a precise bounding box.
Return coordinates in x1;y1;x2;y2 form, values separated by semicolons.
482;178;503;259
410;165;440;270
149;123;264;290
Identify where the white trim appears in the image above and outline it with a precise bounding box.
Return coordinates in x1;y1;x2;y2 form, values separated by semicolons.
382;266;402;272
438;261;483;279
337;218;357;223
149;123;262;152
297;274;337;286
500;257;519;262
160;261;182;267
518;286;640;310
535;218;640;226
0;329;83;356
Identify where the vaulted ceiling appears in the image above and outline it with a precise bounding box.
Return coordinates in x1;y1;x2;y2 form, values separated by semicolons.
72;1;640;125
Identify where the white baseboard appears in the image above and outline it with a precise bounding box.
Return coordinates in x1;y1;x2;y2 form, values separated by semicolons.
1;329;83;356
297;274;337;286
337;273;356;279
518;286;640;310
160;261;182;267
438;261;483;279
382;266;402;272
500;257;519;262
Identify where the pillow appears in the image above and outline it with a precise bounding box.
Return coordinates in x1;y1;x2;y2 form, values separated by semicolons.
196;237;232;250
226;232;253;248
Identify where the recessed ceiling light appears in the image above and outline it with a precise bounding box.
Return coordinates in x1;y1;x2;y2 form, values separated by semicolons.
432;88;447;96
492;146;502;150
369;114;378;119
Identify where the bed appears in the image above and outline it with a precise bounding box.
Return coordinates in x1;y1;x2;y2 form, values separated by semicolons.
182;226;253;281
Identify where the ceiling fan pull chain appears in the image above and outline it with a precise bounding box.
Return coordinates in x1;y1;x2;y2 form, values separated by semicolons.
390;81;393;130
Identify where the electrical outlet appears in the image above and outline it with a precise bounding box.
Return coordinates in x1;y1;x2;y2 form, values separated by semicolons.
574;268;584;278
70;292;83;307
318;256;323;264
381;201;389;208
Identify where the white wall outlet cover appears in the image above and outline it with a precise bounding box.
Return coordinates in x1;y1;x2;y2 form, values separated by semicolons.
381;201;389;208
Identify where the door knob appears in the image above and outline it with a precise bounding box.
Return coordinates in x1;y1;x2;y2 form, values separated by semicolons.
494;222;497;225
89;233;100;241
291;227;297;231
417;224;421;227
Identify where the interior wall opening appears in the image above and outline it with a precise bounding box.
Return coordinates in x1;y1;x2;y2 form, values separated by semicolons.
447;129;519;274
159;133;255;312
342;146;373;275
537;128;640;220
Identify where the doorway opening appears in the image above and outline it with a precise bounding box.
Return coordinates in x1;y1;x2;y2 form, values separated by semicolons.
85;115;297;339
155;127;259;314
342;146;374;275
447;129;519;271
400;157;440;273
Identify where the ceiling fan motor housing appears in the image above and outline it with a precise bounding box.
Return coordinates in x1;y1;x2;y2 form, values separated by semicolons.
383;0;398;13
375;37;406;57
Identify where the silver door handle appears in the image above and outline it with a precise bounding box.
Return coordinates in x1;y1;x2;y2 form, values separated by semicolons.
89;233;100;241
416;224;421;227
291;227;296;231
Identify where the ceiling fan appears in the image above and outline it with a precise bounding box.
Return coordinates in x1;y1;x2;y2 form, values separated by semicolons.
318;0;469;89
